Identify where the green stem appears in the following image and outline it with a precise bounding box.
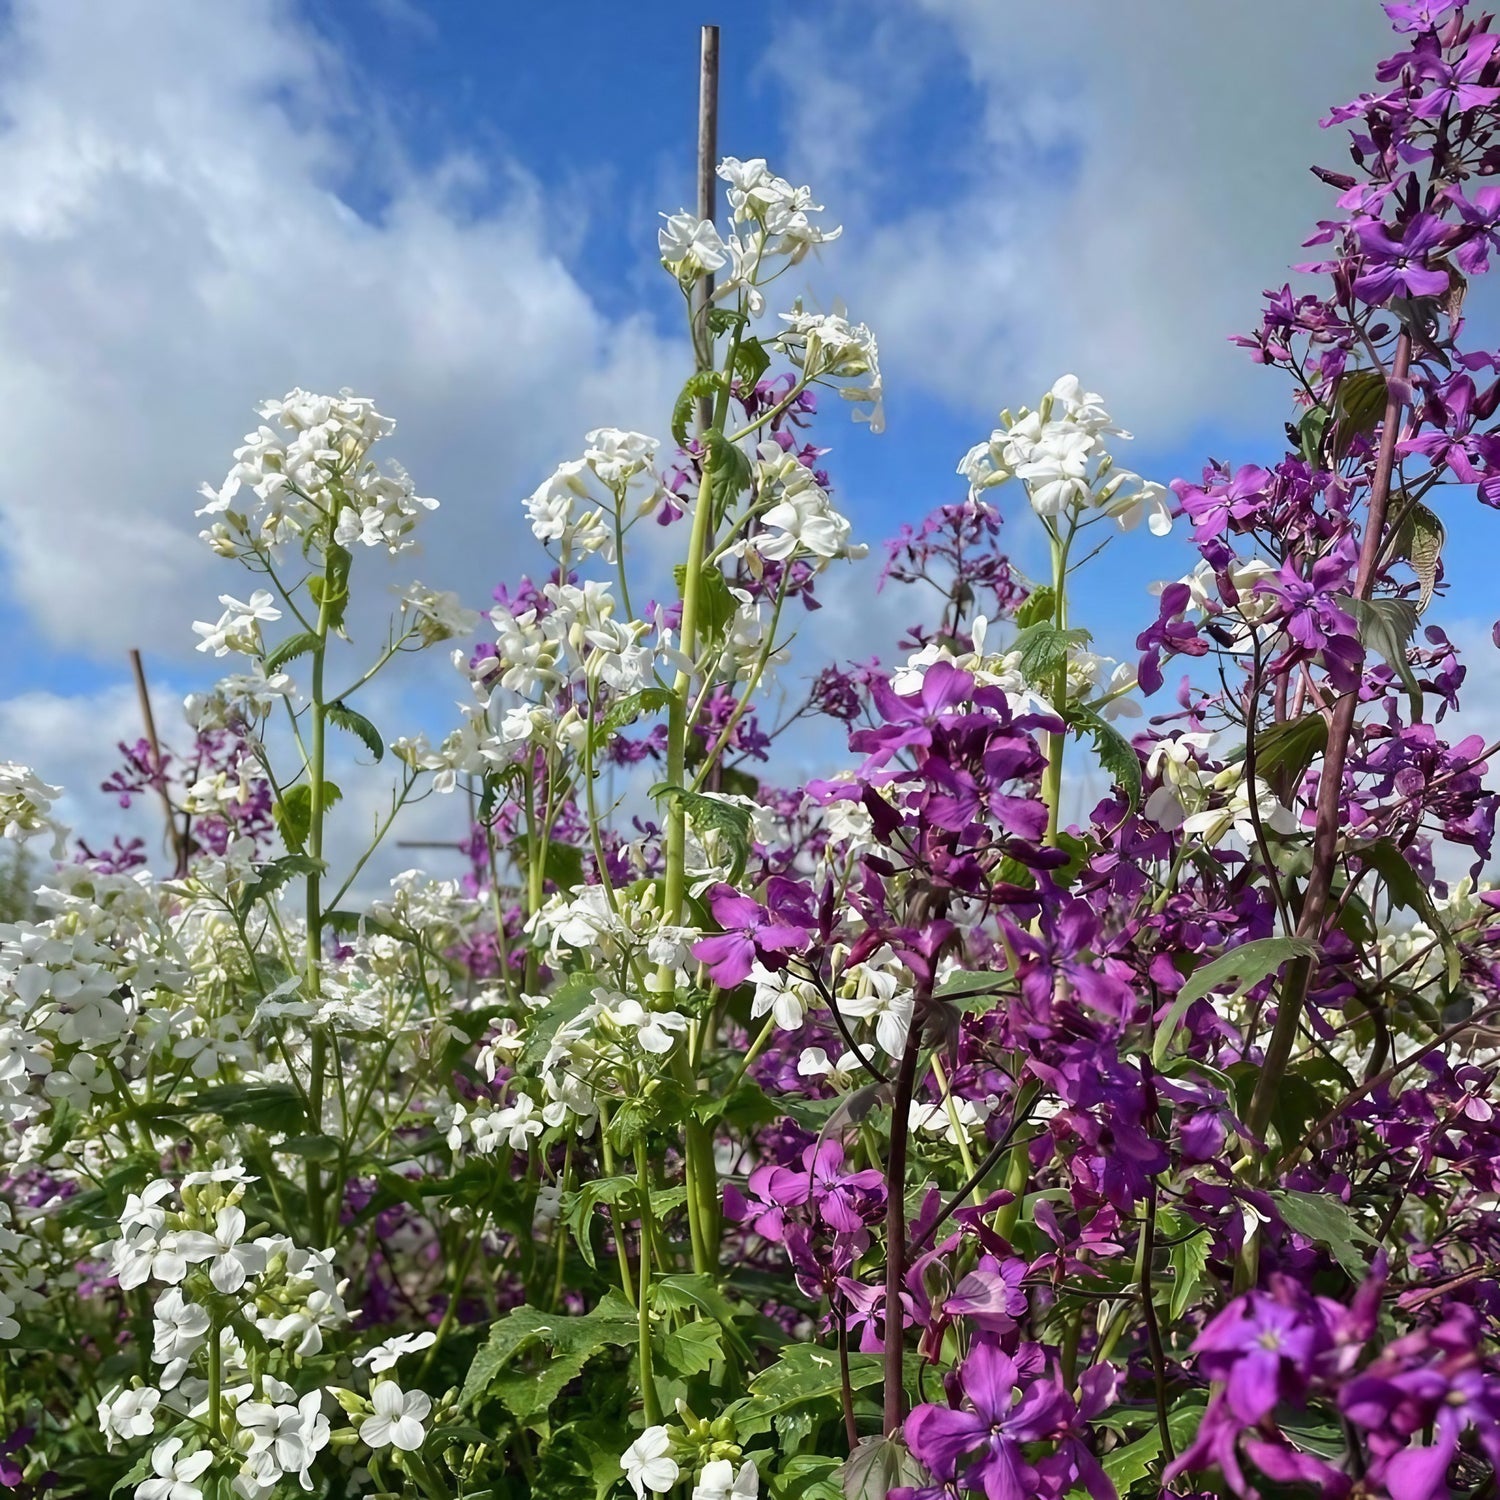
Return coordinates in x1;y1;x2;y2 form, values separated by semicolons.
634;1142;663;1425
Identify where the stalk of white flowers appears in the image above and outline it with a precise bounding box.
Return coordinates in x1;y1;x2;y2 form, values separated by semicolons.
0;763;67;858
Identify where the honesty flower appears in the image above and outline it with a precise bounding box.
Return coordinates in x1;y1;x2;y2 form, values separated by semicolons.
98;1384;160;1450
659;212;728;278
692;1458;759;1500
137;1437;213;1500
354;1330;437;1373
621;1426;679;1498
359;1380;430;1452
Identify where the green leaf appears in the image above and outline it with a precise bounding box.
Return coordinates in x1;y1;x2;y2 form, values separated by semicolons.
671;371;726;449
1159;1208;1211;1322
656;1318;723;1376
272;781;342;854
1250;712;1328;800
1069;705;1141;811
460;1296;637;1408
1391;499;1445;613
1014;585;1056;629
706;307;749;337
1270;1187;1376;1276
177;1082;307;1133
263;630;320;673
307;543;353;631
1103;1431;1162;1493
839;1435;926;1500
767;1456;844;1500
1297;404;1332;467
517;973;603;1072
236;852;326;917
1357;838;1461;992
734;336;771;389
327;701;383;762
590;686;673;751
541;840;585;893
1340;594;1423;721
1333;367;1391;458
561;1176;686;1270
1153;936;1319;1066
649;783;754;885
705;427;754;515
1013;621;1091;684
743;1342;882;1420
275;1132;341;1162
934;970;1008;1003
674;563;737;643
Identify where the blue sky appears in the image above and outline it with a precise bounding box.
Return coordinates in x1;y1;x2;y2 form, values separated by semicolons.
1;0;1495;863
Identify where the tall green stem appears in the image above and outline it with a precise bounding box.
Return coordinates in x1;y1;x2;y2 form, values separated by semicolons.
305;549;335;1247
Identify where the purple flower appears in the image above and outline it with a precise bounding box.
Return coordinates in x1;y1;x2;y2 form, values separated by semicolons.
692;881;812;987
1352;215;1454;304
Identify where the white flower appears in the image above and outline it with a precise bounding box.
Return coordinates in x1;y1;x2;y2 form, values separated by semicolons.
749;963;819;1032
174;1205;264;1294
0;762;67;856
775;306;883;432
693;1457;759;1500
137;1437;213;1500
621;1426;679;1498
98;1384;161;1450
359;1381;430;1452
659;212;728;277
354;1330;437;1374
235;1390;329;1490
151;1288;210;1364
491;1095;545;1151
604;996;689;1056
1107;478;1173;535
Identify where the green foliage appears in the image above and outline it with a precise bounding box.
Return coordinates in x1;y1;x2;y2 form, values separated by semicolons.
650;783;754;884
1271;1187;1376;1276
671;371;726;449
272;780;342;853
327;700;383;762
1068;704;1142;810
263;629;319;673
1153;936;1319;1065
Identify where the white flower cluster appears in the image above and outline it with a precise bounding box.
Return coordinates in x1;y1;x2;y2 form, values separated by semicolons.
0;762;66;858
774;304;884;434
959;375;1169;533
739;440;865;573
197;389;435;556
525;428;664;562
659;156;842;302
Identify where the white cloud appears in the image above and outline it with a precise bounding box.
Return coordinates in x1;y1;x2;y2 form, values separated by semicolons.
0;0;684;658
766;0;1403;441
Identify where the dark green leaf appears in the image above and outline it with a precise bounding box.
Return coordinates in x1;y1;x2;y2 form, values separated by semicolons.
655;1318;723;1377
1391;499;1444;613
517;973;604;1072
272;781;342;854
263;630;320;673
177;1082;307;1133
674;564;737;644
840;1435;926;1500
1153;936;1319;1066
735;337;771;389
650;783;754;884
705;428;754;515
236;852;326;917
671;371;726;450
1251;713;1328;800
1332;367;1390;458
1069;705;1142;811
327;701;383;762
1013;621;1091;683
1270;1188;1375;1276
1357;838;1461;991
1340;594;1422;721
1014;586;1056;629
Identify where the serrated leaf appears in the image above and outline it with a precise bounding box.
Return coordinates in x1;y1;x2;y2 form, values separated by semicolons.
1270;1188;1375;1276
1014;585;1056;629
1392;499;1444;613
742;1342;882;1420
1251;712;1328;800
840;1435;926;1500
263;630;319;673
176;1082;307;1133
707;307;748;337
272;781;342;854
671;371;725;449
308;543;353;631
517;972;603;1072
674;564;737;644
460;1297;637;1409
655;1317;723;1376
735;336;771;389
327;701;383;762
1103;1431;1162;1492
590;686;673;752
705;427;753;516
1069;705;1142;810
1159;1208;1211;1322
236;852;326;917
1340;593;1422;721
650;784;754;884
1013;621;1091;683
1153;936;1319;1066
1357;837;1461;992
